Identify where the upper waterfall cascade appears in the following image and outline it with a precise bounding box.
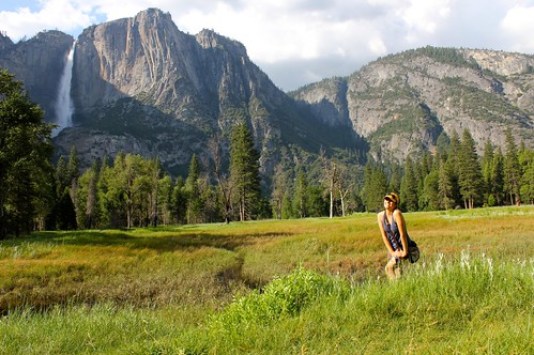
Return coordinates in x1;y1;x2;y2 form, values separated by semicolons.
52;42;75;137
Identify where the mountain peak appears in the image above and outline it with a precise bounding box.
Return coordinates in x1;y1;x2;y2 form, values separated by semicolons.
0;31;14;50
134;8;173;23
195;29;247;56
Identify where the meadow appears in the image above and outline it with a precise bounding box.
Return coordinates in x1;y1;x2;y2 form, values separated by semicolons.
0;206;533;354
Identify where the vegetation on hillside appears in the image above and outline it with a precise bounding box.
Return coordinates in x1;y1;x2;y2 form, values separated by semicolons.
379;46;480;70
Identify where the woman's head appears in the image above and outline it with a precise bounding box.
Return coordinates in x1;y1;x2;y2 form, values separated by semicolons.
384;192;400;208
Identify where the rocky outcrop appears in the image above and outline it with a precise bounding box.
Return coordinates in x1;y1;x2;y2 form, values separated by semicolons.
293;47;534;161
292;77;351;127
3;9;534;173
60;8;355;176
0;32;13;51
0;30;74;121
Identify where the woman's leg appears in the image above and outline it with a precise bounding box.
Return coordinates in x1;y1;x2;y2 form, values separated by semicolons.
385;257;399;280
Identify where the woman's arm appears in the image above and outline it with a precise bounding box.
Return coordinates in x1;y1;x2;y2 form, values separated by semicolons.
393;210;409;258
377;212;395;255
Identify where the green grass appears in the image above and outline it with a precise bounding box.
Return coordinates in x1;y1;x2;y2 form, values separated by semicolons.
1;206;533;354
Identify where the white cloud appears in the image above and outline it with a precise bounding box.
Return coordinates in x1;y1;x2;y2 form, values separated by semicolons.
368;37;388;56
501;4;534;52
1;0;534;90
399;0;452;34
0;0;96;40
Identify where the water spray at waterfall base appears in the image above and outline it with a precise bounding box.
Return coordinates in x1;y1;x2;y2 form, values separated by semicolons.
52;42;75;137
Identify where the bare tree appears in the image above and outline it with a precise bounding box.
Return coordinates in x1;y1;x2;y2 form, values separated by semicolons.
335;163;355;217
319;147;339;218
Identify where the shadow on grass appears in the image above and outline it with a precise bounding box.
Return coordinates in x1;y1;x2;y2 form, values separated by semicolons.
4;229;295;254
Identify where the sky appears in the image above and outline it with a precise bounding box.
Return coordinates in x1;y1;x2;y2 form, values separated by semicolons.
1;0;534;91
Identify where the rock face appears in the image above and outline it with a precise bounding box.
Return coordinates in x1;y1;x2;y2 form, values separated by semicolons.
2;10;534;174
292;77;351;128
60;8;357;176
0;30;74;122
293;47;534;161
0;32;14;50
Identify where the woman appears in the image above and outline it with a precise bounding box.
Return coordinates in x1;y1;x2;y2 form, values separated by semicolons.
377;192;410;280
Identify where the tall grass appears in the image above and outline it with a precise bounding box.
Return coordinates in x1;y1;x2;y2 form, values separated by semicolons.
1;254;532;354
0;206;533;353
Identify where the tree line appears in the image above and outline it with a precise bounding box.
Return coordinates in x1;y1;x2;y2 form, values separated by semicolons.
51;127;534;231
47;121;264;230
361;129;534;212
2;69;534;237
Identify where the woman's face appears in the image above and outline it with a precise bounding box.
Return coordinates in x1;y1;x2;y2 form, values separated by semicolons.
384;198;395;210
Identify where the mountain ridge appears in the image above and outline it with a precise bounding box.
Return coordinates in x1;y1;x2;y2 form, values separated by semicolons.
292;46;534;161
1;8;533;176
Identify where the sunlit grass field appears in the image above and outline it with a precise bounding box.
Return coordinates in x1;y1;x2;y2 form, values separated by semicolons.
1;206;533;354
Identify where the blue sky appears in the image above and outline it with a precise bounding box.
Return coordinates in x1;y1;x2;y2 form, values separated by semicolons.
2;0;534;91
2;1;38;11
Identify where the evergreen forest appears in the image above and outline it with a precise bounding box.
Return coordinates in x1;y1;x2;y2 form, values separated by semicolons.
2;69;534;237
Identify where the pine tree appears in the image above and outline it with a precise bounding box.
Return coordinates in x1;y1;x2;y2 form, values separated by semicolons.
446;130;462;206
491;148;505;206
307;185;328;217
400;157;418;211
148;159;161;227
0;69;54;237
158;174;173;226
230;122;261;221
66;146;80;210
481;140;495;206
293;168;308;218
55;156;69;194
416;154;432;209
388;163;402;194
171;176;187;225
437;158;454;210
435;131;451;159
519;150;534;204
67;146;80;184
362;160;388;212
503;129;521;205
56;189;77;230
423;166;440;210
458;129;483;209
185;154;203;224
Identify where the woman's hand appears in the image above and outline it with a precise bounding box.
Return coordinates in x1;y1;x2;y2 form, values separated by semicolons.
393;250;408;259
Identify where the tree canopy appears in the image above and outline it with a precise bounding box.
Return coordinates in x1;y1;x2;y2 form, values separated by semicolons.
0;69;53;238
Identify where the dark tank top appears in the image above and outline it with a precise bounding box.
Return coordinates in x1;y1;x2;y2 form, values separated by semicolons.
382;210;403;251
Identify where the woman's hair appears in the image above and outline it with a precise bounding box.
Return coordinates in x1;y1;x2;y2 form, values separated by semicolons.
384;192;400;205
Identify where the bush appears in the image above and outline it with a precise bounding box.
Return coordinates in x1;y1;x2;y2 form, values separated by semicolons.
210;267;350;330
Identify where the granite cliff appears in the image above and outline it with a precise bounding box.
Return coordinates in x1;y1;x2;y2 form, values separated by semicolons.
2;9;534;175
0;30;74;123
292;47;534;161
57;8;357;176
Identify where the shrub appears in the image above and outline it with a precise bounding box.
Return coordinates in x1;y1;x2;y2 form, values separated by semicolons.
210;267;350;330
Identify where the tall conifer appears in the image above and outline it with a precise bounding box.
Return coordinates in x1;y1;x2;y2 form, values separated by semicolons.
229;122;261;221
400;157;418;211
0;69;54;237
503;129;521;204
458;129;483;209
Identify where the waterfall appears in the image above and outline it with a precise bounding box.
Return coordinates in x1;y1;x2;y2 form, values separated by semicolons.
52;42;75;137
